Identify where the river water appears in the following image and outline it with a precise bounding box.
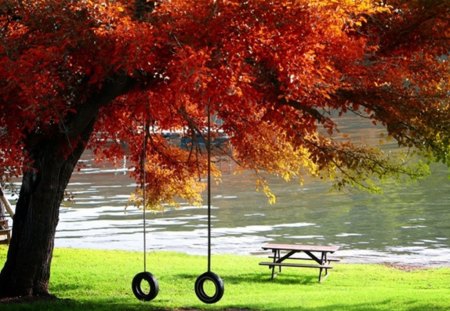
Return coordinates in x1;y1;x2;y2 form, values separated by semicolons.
5;117;450;266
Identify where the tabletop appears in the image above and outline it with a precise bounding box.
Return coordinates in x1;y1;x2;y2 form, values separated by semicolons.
262;243;340;253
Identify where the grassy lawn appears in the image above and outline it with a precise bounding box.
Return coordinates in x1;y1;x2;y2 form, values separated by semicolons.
1;246;449;310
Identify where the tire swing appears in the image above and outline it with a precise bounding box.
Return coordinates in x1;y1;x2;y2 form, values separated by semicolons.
194;104;224;304
131;119;159;302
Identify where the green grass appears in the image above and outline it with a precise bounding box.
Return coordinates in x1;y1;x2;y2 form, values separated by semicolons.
1;246;449;310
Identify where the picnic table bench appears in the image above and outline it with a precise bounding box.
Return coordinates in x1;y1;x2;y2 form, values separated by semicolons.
0;218;11;244
259;243;340;282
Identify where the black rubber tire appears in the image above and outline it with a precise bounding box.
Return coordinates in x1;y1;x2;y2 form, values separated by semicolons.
194;271;224;304
132;271;159;301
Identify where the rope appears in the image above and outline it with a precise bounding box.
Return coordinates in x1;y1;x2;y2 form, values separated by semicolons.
142;120;149;272
207;103;212;272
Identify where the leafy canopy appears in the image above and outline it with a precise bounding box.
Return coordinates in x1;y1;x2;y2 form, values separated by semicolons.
1;0;449;207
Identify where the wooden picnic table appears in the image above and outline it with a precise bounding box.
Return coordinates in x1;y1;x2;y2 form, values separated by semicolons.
259;243;340;282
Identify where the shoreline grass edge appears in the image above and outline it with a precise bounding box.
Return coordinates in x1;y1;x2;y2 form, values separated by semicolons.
1;246;449;310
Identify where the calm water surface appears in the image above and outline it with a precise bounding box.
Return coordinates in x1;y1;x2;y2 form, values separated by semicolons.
6;117;450;266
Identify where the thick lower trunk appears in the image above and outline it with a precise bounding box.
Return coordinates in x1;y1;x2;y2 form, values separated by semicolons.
0;74;134;299
0;140;84;298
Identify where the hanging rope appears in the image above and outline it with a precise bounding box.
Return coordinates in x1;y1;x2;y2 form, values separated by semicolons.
195;101;224;304
131;114;159;302
142;120;149;273
207;103;212;272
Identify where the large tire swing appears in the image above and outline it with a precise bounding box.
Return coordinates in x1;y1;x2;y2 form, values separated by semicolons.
194;104;224;304
132;118;159;302
132;271;159;301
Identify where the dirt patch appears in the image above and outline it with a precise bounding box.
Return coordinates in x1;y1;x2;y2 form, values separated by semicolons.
382;263;429;272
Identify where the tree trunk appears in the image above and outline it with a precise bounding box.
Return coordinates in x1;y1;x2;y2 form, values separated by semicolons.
0;132;87;298
0;75;134;299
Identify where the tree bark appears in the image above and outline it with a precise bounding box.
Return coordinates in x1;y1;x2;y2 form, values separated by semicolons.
0;75;134;298
0;135;86;297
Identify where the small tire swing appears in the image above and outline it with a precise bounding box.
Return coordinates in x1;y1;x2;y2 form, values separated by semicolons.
132;271;159;301
131;118;159;302
194;103;224;304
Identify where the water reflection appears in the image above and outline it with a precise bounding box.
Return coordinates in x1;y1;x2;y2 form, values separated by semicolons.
42;152;449;267
5;116;450;267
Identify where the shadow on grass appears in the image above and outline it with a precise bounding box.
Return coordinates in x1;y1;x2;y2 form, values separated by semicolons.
0;298;254;311
226;273;317;286
51;283;91;292
272;300;450;311
0;299;166;311
175;272;317;286
2;297;448;311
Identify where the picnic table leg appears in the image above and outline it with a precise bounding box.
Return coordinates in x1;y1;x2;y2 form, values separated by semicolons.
277;250;282;273
270;249;277;279
318;252;329;282
319;267;330;282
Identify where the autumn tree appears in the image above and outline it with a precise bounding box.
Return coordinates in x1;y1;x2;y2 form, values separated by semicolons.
0;0;448;299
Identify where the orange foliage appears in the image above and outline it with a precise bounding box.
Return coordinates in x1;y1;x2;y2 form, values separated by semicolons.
1;0;449;207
